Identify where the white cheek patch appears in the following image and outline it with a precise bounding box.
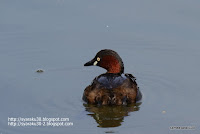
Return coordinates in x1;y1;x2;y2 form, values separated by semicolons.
93;61;98;66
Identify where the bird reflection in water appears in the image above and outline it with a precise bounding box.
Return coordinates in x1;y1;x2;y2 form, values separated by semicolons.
83;102;142;128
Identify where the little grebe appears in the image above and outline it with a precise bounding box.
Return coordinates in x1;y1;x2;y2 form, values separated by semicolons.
83;49;142;105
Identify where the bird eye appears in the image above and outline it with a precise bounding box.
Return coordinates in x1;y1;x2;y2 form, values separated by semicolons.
97;57;100;61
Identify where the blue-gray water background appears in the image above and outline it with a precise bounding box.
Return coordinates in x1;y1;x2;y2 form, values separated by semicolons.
0;0;200;134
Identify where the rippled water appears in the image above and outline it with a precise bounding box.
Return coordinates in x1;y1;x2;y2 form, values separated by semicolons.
1;0;200;134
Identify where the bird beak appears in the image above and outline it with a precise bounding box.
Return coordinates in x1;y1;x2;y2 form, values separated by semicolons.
84;58;96;66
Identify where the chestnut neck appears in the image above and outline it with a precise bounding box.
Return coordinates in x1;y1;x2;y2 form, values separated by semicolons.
100;55;124;74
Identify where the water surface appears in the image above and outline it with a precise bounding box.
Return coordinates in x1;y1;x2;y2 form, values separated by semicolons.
0;0;200;134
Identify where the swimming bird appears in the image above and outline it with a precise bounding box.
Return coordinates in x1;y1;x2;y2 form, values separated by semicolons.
83;49;142;105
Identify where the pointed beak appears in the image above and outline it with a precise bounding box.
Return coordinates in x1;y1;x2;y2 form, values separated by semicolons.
84;59;95;66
